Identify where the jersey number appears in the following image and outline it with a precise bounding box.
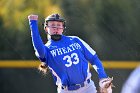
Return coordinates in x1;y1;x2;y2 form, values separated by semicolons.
63;53;79;67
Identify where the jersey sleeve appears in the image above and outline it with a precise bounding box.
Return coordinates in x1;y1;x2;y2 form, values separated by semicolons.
74;36;107;79
29;20;46;62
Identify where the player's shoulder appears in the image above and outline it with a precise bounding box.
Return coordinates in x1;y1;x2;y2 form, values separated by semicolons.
67;36;82;41
45;41;51;47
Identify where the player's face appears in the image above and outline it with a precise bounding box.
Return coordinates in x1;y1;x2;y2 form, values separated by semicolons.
45;21;64;35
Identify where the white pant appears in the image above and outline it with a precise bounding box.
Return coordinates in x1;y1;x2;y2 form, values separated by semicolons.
57;80;97;93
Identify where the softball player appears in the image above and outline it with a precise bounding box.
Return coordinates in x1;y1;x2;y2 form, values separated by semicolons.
28;14;113;93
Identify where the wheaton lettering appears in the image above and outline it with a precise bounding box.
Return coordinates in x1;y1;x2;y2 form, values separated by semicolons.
50;43;81;57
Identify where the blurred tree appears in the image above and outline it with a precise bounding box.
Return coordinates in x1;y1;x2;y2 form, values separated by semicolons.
0;0;139;60
93;0;140;60
60;0;140;60
0;0;62;59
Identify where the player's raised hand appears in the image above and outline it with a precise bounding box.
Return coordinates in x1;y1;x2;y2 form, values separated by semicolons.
28;14;38;20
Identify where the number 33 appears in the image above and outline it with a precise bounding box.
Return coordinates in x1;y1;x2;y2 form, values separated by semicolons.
63;53;79;67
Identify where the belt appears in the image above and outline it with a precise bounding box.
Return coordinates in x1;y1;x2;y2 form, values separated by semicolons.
61;79;91;91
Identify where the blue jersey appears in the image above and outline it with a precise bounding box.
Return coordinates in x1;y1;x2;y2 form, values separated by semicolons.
29;20;107;86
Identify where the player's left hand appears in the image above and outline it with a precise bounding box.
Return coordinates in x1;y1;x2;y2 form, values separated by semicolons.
38;62;48;74
99;77;115;93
